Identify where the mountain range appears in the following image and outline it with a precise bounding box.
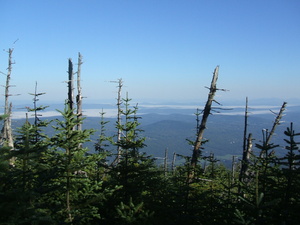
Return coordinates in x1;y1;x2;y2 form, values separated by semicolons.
8;102;300;167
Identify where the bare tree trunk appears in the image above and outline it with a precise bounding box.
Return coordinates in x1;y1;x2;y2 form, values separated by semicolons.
231;155;237;183
164;148;168;176
172;152;176;174
239;98;251;186
115;79;123;164
242;97;249;153
4;49;13;116
239;133;253;193
259;101;287;157
76;53;83;132
1;49;15;164
266;101;287;145
29;82;47;142
109;79;124;166
67;58;74;110
191;66;219;168
66;58;74;223
32;82;39;128
3;103;14;148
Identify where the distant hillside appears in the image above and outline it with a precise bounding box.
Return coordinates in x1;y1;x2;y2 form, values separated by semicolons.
9;106;300;167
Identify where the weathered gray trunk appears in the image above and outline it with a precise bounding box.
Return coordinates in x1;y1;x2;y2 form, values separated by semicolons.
76;53;83;132
1;48;14;152
116;79;123;164
67;58;74;110
266;101;287;145
242;97;249;154
191;66;219;168
259;101;287;157
164;148;168;176
240;133;253;182
2;103;14;147
172;152;177;174
239;97;250;182
109;79;124;166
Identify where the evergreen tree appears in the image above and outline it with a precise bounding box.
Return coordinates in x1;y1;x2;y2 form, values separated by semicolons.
103;95;160;224
0;88;51;224
41;103;107;224
94;110;112;182
278;122;300;223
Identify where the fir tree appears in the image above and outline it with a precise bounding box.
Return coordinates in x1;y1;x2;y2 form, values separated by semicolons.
45;103;100;223
279;122;300;223
103;95;160;224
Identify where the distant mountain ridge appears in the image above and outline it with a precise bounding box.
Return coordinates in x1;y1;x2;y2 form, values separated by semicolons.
9;102;300;167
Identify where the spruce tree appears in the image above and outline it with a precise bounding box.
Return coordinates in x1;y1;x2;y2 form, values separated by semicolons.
0;86;50;224
44;103;99;223
279;122;300;223
103;95;160;224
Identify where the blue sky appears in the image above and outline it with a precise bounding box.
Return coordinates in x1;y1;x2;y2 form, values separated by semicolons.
1;0;300;106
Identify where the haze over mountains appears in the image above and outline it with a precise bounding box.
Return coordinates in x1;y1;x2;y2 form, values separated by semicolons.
9;99;300;167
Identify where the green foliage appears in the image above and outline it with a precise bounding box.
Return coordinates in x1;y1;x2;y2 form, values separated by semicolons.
0;95;51;224
115;197;154;225
235;178;281;224
114;96;146;153
46;104;105;223
278;123;300;223
1;97;300;224
94;110;112;153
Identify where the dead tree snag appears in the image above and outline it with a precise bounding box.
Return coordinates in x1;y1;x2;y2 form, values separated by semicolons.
67;58;74;110
1;48;15;150
76;53;83;132
190;66;226;170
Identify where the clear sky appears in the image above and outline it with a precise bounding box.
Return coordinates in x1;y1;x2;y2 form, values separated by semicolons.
1;0;300;105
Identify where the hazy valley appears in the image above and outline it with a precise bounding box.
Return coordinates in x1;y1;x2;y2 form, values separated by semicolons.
10;101;300;167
